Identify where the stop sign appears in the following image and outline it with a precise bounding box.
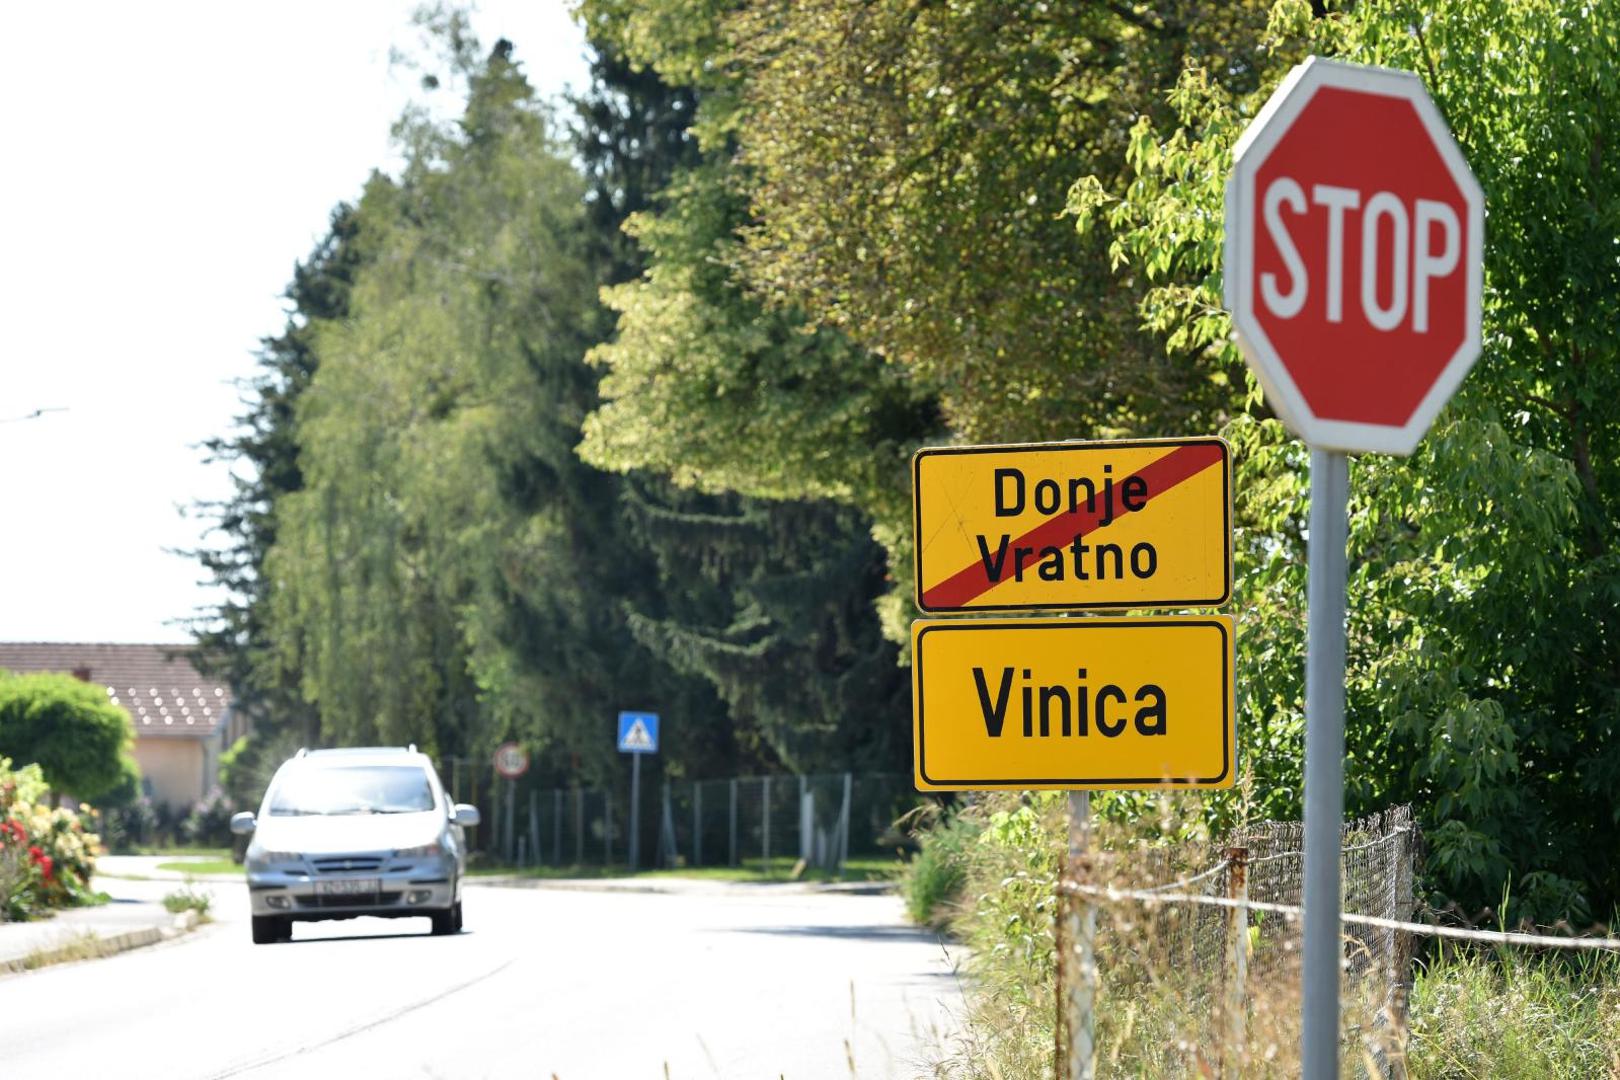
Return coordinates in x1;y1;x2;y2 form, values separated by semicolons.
1225;57;1483;455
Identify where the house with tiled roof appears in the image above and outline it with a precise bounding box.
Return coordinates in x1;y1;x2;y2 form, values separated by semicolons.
0;643;248;809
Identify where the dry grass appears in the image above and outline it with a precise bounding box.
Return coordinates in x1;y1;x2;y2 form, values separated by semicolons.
917;793;1620;1078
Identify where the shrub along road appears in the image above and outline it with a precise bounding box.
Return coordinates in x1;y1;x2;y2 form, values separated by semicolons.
0;872;961;1078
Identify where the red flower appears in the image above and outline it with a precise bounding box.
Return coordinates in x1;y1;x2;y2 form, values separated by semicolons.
27;845;53;880
0;820;24;845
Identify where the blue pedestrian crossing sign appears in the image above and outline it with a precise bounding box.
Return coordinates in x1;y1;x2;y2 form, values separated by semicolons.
617;711;660;754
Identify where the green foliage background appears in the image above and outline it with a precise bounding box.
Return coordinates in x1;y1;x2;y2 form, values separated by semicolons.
189;0;1620;921
0;672;136;800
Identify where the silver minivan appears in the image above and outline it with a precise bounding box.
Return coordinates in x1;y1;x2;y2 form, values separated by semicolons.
230;747;481;944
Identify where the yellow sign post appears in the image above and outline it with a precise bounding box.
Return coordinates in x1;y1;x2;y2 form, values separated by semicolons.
912;438;1231;613
911;615;1234;791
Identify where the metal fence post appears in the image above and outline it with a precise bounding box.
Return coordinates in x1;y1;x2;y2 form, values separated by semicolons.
837;772;852;876
1224;845;1250;1073
504;779;516;864
574;786;583;865
554;790;562;867
1390;823;1415;1078
762;776;772;872
605;790;613;865
729;779;738;867
693;781;703;868
529;790;540;866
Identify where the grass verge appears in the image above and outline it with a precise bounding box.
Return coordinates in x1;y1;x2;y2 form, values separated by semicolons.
155;860;241;876
1406;946;1620;1076
910;793;1620;1078
469;854;903;884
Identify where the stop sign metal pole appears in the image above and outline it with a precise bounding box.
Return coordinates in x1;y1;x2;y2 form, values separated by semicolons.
1227;57;1485;1078
1302;448;1349;1077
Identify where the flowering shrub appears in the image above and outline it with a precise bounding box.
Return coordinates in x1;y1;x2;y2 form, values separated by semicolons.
0;756;101;920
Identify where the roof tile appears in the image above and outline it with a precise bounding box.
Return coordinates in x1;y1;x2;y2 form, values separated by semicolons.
0;643;230;739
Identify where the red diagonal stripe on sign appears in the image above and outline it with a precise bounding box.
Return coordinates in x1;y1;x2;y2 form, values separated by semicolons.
920;442;1224;609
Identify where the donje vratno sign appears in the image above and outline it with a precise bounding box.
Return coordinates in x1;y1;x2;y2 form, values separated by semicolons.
912;438;1231;614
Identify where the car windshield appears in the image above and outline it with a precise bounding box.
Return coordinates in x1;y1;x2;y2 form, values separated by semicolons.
268;765;436;816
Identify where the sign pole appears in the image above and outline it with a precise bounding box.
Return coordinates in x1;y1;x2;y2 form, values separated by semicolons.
1062;791;1096;1080
629;750;641;870
1302;448;1349;1078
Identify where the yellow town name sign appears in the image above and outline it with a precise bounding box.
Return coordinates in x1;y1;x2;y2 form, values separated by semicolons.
911;616;1235;792
912;438;1231;613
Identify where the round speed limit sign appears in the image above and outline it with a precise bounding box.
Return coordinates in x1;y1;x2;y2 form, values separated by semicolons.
493;742;529;779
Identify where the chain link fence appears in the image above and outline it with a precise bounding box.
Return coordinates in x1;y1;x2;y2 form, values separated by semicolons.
1058;805;1420;1077
441;761;910;875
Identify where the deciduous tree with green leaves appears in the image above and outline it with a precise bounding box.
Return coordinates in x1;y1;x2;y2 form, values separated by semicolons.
1071;0;1620;920
573;27;915;774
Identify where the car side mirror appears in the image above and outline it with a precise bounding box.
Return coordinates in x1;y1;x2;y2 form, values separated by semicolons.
451;803;481;828
230;811;257;836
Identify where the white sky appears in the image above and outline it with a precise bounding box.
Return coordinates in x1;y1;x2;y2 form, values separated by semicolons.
0;2;590;644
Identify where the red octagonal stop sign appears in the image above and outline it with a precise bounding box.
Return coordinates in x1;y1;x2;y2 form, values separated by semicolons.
1225;58;1483;455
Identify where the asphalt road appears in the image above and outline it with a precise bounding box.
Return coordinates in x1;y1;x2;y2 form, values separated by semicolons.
0;875;962;1079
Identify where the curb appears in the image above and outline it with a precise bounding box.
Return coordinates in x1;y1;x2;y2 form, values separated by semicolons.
468;876;896;897
96;872;243;884
0;910;205;976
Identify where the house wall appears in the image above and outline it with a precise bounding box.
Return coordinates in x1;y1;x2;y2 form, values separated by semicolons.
131;738;205;809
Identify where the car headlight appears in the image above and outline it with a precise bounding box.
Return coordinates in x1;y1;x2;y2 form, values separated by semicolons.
394;841;445;858
247;849;302;865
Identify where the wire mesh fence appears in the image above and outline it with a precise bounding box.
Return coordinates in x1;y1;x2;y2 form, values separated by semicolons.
440;761;910;875
1058;805;1420;1077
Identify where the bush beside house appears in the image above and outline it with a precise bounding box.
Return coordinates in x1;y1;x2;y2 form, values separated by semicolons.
0;757;101;921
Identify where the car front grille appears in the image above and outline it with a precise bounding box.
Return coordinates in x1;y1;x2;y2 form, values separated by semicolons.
296;891;403;909
311;856;386;874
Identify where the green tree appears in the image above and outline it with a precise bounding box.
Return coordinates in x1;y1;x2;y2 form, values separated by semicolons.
730;0;1272;444
573;27;913;773
265;33;736;790
576;2;942;644
188;205;364;780
0;672;137;800
1071;0;1620;919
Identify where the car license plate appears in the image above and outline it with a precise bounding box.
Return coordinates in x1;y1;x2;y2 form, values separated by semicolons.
316;878;380;898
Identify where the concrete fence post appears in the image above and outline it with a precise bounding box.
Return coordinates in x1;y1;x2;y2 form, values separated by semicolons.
799;775;811;863
553;790;562;867
800;786;814;864
657;780;677;867
574;787;584;865
693;781;703;868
